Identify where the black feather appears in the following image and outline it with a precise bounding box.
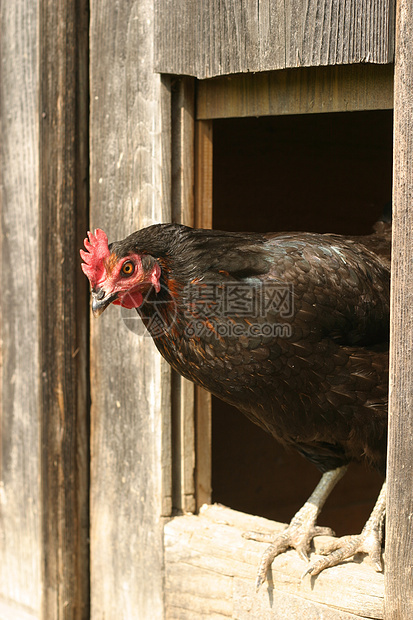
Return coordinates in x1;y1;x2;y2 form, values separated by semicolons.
111;222;390;475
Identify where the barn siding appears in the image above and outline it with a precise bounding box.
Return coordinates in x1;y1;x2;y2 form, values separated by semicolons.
0;1;41;616
89;0;172;617
385;0;413;616
39;0;90;616
1;0;408;617
155;0;395;79
1;0;91;617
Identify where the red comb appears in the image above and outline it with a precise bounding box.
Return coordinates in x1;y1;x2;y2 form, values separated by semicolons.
80;228;111;288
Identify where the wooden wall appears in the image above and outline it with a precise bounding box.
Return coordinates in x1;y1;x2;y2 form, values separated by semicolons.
0;3;41;617
1;1;176;617
89;1;172;617
155;0;395;78
2;0;412;617
1;0;90;618
39;0;90;616
386;0;413;617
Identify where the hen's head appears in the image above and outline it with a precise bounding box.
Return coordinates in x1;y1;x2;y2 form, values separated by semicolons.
80;229;161;317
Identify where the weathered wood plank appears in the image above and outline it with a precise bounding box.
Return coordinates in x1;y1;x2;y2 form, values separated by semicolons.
155;0;395;79
194;121;213;228
38;0;90;616
195;385;212;510
0;599;38;620
172;78;195;227
285;0;394;68
170;89;213;514
0;1;41;617
193;119;213;510
165;505;384;619
197;64;394;120
89;0;172;617
385;0;413;617
160;74;174;519
232;582;370;620
171;77;196;514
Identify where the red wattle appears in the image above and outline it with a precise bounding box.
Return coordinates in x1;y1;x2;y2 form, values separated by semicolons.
118;289;143;309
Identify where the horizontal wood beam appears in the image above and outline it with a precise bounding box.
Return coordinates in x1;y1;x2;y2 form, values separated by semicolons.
165;505;384;619
197;64;394;120
197;65;393;119
156;0;394;79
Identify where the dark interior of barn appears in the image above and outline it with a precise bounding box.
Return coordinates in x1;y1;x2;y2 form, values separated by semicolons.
211;109;393;535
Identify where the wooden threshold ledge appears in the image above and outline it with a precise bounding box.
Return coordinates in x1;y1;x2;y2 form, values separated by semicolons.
164;504;384;620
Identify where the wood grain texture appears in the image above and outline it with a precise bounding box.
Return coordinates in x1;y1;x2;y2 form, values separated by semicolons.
0;599;38;620
170;85;213;514
197;64;394;120
172;78;195;227
39;0;90;617
0;1;41;615
194;120;213;510
194;121;213;228
171;78;196;514
165;505;384;619
195;385;212;510
155;0;395;79
385;0;413;617
90;0;172;617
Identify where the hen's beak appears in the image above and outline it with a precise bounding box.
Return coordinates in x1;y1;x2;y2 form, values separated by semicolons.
91;288;118;317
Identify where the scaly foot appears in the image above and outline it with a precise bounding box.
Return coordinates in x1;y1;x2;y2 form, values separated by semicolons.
244;509;334;590
302;481;386;577
243;467;347;590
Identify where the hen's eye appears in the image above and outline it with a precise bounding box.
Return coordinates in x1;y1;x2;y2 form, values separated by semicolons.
121;260;135;276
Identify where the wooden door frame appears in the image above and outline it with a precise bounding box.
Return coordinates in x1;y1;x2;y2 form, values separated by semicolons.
170;78;213;513
166;58;410;617
173;63;395;516
385;0;413;617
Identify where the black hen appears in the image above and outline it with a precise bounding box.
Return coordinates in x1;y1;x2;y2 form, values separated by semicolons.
81;221;390;587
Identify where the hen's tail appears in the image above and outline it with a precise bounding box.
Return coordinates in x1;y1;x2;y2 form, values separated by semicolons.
350;201;392;267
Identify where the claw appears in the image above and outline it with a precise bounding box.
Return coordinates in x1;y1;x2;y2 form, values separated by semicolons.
302;534;378;577
301;564;315;579
250;467;348;590
297;546;310;562
301;482;386;579
255;574;265;593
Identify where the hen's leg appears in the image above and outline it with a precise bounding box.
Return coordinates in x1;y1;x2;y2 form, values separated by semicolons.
302;481;386;578
244;465;348;591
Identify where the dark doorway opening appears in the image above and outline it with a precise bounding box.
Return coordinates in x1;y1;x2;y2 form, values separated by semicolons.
211;110;392;535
